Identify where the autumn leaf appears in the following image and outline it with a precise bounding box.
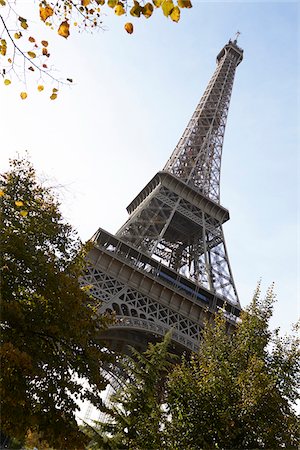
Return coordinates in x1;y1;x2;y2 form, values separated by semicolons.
162;0;174;16
108;0;118;8
0;39;7;56
81;0;91;5
14;32;22;39
0;190;4;197
39;5;54;22
170;5;180;21
20;92;27;100
50;93;57;100
142;2;154;18
4;79;11;86
177;0;192;7
58;21;70;39
28;36;35;43
27;51;36;58
20;210;28;217
15;200;24;207
153;0;163;7
41;40;48;47
124;22;134;34
115;2;125;15
18;17;28;29
130;1;142;17
37;85;44;92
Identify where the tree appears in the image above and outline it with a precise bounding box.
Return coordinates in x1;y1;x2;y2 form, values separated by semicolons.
82;287;299;449
83;331;176;449
0;0;192;99
166;285;300;449
0;156;112;449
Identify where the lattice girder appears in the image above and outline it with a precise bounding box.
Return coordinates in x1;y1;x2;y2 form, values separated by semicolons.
81;233;240;352
117;171;240;306
164;40;243;202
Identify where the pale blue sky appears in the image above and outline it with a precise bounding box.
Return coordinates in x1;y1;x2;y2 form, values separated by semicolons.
1;1;299;334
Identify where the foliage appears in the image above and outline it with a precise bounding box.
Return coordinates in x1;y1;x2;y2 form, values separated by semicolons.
0;0;192;98
82;286;300;450
83;331;176;449
166;285;300;449
0;156;112;449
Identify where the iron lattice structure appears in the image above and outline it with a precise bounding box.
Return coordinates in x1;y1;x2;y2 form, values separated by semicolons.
82;39;243;354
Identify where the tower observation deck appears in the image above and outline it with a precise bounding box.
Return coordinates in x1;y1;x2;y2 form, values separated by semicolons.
82;39;244;354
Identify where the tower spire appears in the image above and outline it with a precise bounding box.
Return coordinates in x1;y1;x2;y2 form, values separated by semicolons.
164;39;243;202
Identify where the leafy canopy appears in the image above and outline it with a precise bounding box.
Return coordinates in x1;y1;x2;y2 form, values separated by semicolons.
166;285;300;449
0;156;112;449
0;0;192;98
84;287;300;449
83;331;176;449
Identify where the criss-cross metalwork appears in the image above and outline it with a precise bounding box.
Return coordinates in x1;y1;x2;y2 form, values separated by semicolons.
82;39;244;354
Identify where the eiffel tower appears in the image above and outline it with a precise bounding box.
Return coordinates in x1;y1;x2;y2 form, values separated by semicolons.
82;38;243;355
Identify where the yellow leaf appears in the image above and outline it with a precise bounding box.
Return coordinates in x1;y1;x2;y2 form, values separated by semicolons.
115;3;125;15
27;51;36;58
170;5;180;21
39;5;54;22
74;22;78;26
81;0;90;5
52;87;58;93
96;0;105;4
19;17;28;30
130;0;142;17
0;39;7;56
153;0;163;7
0;190;4;197
50;93;57;100
108;0;117;8
124;22;134;34
4;79;11;85
41;40;48;47
58;21;70;39
161;0;174;16
15;200;24;207
20;92;27;100
37;85;44;92
142;2;153;18
14;32;22;39
177;0;192;7
20;210;28;217
8;58;12;63
0;0;6;6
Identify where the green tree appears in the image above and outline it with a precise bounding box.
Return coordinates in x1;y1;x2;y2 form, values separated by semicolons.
0;157;112;449
84;331;175;449
166;285;300;449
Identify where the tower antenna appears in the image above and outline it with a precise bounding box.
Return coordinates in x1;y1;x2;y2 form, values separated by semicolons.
234;30;241;44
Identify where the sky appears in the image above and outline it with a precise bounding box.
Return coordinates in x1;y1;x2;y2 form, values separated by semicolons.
1;0;299;335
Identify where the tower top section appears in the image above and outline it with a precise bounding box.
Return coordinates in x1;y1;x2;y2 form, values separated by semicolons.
164;38;243;203
216;39;243;66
